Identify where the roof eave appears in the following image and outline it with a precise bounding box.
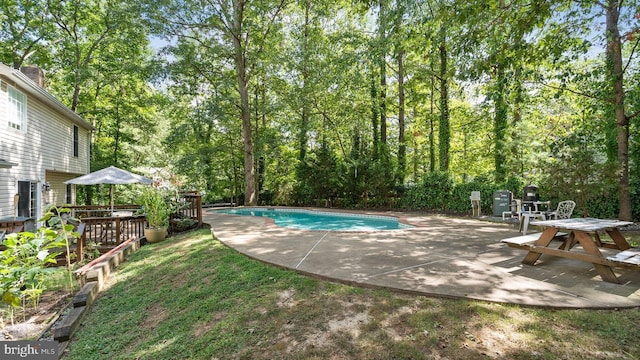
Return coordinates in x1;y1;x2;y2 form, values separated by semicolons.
0;64;95;131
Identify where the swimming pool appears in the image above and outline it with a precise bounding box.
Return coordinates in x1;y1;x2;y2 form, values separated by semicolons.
213;208;413;231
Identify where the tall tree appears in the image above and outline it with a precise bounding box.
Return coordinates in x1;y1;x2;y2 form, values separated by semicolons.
298;0;312;164
152;0;289;206
451;0;556;182
47;0;157;177
370;73;380;156
378;0;388;147
542;0;638;219
230;0;257;206
395;0;407;181
492;62;508;182
604;0;633;220
0;0;54;69
438;18;450;171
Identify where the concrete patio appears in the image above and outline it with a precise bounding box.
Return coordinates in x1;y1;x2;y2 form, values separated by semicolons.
204;208;640;309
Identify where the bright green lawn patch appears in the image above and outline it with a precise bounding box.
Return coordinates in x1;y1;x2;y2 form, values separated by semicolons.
64;229;640;360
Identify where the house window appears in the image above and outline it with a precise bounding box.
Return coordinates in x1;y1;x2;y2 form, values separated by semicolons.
17;181;37;218
73;125;79;157
8;85;26;131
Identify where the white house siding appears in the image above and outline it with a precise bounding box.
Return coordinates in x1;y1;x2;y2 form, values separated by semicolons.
44;171;75;207
0;66;92;221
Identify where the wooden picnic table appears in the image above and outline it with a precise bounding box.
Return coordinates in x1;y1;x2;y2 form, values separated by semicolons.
507;218;635;284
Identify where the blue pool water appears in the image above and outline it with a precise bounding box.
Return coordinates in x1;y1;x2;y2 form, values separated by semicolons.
213;208;412;231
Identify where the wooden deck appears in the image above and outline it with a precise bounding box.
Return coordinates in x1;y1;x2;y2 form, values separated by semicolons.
1;192;203;263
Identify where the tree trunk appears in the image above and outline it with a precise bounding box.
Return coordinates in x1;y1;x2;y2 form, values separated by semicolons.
396;1;406;181
412;105;419;180
397;47;406;181
378;0;387;145
438;23;449;171
605;0;631;220
370;75;379;157
71;48;82;112
232;0;256;206
511;67;523;173
298;0;311;163
113;85;121;166
494;64;507;183
429;78;435;172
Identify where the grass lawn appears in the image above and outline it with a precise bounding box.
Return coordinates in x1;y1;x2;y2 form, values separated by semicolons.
63;228;640;359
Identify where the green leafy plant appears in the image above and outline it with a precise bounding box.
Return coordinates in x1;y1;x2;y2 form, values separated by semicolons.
40;206;82;291
139;187;172;228
82;240;102;262
0;228;65;324
171;214;197;232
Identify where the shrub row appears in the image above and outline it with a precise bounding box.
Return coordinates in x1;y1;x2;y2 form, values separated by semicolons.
395;173;638;221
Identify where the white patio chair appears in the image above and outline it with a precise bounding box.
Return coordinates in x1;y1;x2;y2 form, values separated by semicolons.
545;200;576;220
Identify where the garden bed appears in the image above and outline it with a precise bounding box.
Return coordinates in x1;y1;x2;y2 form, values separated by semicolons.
2;290;72;341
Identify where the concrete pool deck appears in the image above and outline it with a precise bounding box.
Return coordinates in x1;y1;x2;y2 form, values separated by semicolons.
204;208;640;309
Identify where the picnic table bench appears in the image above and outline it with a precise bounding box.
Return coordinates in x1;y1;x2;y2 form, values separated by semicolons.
501;232;568;249
502;218;636;283
607;248;640;266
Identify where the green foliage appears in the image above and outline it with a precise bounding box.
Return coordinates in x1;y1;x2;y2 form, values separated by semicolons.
366;145;398;207
294;143;343;206
398;174;523;216
293;176;316;206
582;182;619;219
0;0;55;69
40;205;82;296
341;132;369;208
449;178;498;214
3;0;640;220
0;228;64;314
398;171;453;211
138;187;172;228
537;123;617;218
82;240;102;263
171;215;198;233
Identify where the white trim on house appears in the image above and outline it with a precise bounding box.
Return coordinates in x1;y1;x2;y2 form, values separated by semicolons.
7;84;27;131
0;64;93;130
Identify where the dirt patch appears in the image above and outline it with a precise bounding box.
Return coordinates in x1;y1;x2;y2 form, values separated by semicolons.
282;298;371;353
192;311;227;338
379;305;416;341
142;304;169;330
1;290;72;341
277;289;297;308
303;311;369;349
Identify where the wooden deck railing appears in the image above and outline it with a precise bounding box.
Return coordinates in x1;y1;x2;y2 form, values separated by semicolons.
0;192;206;262
169;192;203;233
65;192;203;257
66;204;143;218
0;220;25;234
80;215;147;248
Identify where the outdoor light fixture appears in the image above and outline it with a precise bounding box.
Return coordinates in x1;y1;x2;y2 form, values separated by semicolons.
42;182;51;192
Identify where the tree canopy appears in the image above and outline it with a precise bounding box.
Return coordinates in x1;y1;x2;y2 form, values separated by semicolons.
2;0;639;220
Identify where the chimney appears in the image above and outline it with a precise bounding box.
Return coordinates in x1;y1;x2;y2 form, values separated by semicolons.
19;66;45;87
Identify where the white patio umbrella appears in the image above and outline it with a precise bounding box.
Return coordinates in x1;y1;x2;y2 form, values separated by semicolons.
64;166;154;215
